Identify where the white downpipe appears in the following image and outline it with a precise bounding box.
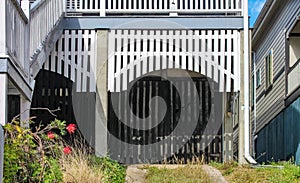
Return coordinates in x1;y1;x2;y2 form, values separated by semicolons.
243;0;257;164
252;52;257;157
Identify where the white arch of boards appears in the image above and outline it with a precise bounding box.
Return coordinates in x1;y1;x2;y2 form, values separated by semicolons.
43;29;241;93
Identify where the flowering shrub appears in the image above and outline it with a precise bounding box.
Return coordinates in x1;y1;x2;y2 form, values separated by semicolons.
66;124;76;134
3;119;68;183
47;131;55;139
3;119;126;183
63;146;72;155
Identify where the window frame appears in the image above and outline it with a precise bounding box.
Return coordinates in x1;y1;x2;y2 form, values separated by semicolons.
256;68;261;88
265;49;273;89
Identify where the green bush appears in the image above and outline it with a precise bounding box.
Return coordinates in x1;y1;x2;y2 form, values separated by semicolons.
3;119;66;183
90;156;126;183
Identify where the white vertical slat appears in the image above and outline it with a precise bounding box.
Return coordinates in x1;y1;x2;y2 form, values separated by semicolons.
115;30;122;92
215;0;219;9
76;30;83;91
129;30;135;83
212;32;218;83
50;49;56;72
164;0;168;10
205;0;209;9
174;30;180;69
162;30;167;70
184;0;188;10
168;35;174;69
71;30;76;81
142;30;148;75
226;31;232;92
181;31;187;70
188;30;193;71
200;30;206;75
108;30;115;92
107;0;111;10
155;32;161;70
194;0;198;10
230;0;234;10
136;30;142;78
219;30;225;92
84;0;88;11
128;0;132;9
122;30;129;91
153;0;157;11
206;30;212;79
90;30;96;92
64;31;69;78
133;0;137;9
194;30;200;73
220;0;224;9
82;30;89;92
148;30;155;72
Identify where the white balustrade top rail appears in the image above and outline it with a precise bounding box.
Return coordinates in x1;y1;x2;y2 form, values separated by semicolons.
66;0;243;16
30;0;65;60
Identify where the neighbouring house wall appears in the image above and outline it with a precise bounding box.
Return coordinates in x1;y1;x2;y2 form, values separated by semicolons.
255;96;300;164
251;0;300;133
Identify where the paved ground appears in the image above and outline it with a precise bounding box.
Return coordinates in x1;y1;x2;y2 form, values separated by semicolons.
125;164;227;183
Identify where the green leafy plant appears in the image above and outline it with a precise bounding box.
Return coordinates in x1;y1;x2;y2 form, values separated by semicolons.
3;119;66;183
90;156;126;183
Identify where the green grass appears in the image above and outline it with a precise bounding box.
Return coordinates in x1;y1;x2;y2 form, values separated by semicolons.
210;161;300;183
145;165;212;183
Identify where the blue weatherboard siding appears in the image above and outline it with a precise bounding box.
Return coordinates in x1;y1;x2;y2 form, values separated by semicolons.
255;97;300;164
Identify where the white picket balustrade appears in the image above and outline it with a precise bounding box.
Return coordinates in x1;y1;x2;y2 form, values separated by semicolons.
5;0;28;72
30;0;65;59
66;0;242;16
108;29;241;92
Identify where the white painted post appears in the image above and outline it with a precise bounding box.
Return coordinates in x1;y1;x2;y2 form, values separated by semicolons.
100;0;106;16
170;0;178;16
0;74;8;182
0;0;6;55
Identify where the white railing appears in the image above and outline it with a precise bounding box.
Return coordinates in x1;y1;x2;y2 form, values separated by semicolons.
66;0;242;15
30;0;65;59
5;0;28;71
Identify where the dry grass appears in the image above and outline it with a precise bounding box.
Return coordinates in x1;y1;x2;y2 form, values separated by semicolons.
211;161;300;183
145;165;212;183
59;147;103;183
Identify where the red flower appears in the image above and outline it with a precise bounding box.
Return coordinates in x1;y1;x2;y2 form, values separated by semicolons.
47;131;55;139
66;124;76;134
63;146;72;155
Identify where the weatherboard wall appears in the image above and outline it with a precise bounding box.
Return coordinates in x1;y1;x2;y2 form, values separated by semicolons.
251;0;300;132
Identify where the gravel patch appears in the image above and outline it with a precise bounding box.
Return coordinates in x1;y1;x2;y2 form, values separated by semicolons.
202;165;228;183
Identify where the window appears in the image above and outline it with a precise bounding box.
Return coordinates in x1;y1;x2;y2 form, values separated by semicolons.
256;69;261;88
251;74;255;105
265;50;273;88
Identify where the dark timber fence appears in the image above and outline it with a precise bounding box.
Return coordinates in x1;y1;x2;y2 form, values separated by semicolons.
108;76;222;164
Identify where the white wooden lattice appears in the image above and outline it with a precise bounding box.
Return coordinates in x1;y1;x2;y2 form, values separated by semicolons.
43;30;97;92
108;29;240;92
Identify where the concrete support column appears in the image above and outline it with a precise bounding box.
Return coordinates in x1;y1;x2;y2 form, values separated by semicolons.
95;29;109;156
238;31;248;164
20;96;31;125
0;74;8;181
223;93;233;162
